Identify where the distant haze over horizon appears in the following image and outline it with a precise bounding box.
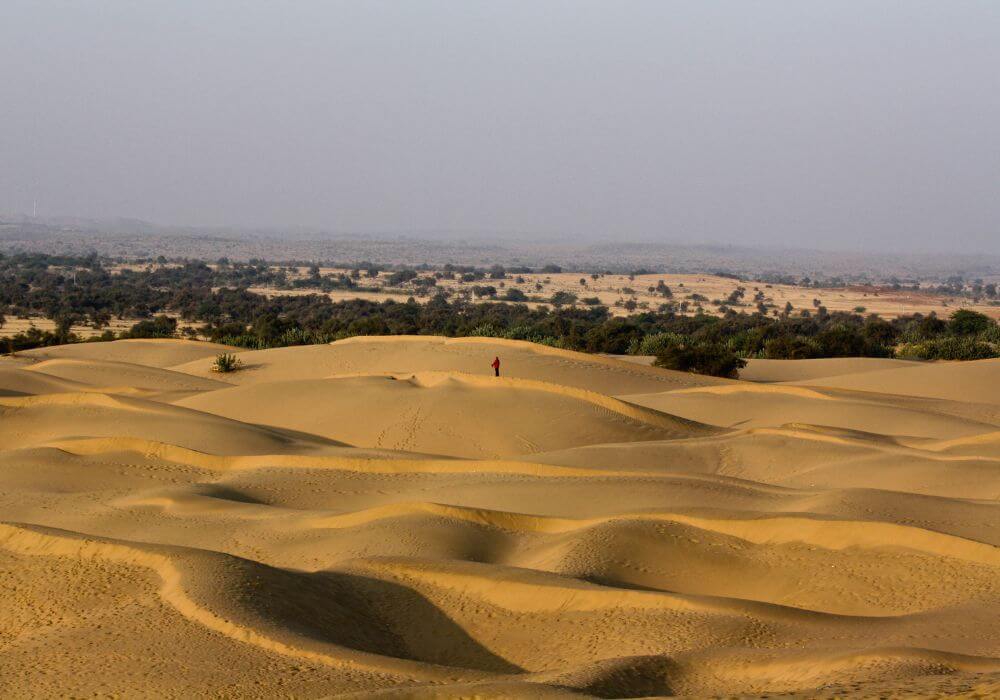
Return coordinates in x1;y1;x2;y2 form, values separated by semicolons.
2;2;998;253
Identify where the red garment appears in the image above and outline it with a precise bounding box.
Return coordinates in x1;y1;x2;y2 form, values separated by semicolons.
491;357;500;370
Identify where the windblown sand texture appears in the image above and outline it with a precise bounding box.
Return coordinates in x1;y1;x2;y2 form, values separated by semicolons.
2;337;999;698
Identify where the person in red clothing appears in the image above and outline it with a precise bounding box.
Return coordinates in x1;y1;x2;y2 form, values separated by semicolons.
491;356;500;377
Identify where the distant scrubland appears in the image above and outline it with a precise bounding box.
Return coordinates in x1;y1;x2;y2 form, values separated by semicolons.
3;252;1000;377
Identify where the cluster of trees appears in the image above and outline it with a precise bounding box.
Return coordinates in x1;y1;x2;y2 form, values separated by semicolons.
3;252;1000;377
195;297;1000;378
634;307;1000;377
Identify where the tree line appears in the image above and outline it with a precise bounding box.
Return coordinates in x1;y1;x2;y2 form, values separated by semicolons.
2;252;998;377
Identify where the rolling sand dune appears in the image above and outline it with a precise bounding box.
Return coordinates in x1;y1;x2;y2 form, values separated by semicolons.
788;357;1000;405
620;383;999;438
738;356;923;383
2;337;999;697
21;337;238;368
177;372;711;458
170;335;729;394
0;364;92;396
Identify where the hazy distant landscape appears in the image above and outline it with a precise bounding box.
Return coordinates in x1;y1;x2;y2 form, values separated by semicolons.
4;216;1000;282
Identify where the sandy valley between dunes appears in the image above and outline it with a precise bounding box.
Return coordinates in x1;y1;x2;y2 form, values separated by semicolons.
1;336;999;697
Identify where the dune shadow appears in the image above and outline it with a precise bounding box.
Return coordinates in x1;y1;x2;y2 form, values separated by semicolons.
197;558;523;674
247;422;354;448
317;570;524;673
576;655;680;698
579;574;673;594
194;483;270;505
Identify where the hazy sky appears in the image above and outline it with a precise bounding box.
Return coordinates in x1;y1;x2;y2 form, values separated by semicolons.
1;2;998;252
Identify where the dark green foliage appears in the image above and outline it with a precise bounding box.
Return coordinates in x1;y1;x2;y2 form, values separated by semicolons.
815;325;872;357
910;314;947;340
894;310;1000;359
126;315;177;339
763;335;820;360
471;285;497;298
897;337;999;360
386;269;419;286
3;327;63;353
2;252;998;375
949;309;992;336
550;291;577;306
863;316;897;346
654;342;746;378
212;352;243;373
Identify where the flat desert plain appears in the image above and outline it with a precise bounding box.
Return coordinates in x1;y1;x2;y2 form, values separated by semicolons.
1;337;999;698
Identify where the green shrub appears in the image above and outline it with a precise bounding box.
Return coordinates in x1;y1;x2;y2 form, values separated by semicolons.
949;309;994;336
654;342;746;378
763;335;821;360
550;291;578;307
813;324;892;358
896;337;999;361
212;352;243;373
125;315;177;339
903;314;947;342
977;323;1000;344
629;331;684;356
469;323;503;338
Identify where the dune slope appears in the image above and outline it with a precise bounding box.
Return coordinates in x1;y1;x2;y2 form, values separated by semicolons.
170;335;730;394
1;337;999;698
177;372;711;458
789;357;1000;405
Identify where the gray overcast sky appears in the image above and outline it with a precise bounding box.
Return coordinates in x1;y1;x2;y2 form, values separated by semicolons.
1;1;998;252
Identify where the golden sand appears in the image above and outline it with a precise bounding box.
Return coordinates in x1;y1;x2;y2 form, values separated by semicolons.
1;337;998;697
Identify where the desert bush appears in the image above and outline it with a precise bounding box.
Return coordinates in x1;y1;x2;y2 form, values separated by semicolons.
124;315;177;339
814;324;891;358
629;331;684;356
902;314;948;342
469;323;503;338
949;309;994;336
763;335;821;360
896;337;999;361
212;352;243;373
977;323;1000;344
550;291;577;307
386;269;418;286
653;342;746;378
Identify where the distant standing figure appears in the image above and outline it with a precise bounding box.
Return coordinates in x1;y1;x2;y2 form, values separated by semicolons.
491;356;501;377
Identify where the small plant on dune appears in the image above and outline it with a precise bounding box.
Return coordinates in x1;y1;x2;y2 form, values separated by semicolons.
212;352;243;373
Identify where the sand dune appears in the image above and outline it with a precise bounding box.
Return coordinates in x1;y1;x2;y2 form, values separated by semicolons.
170;335;729;394
177;372;711;458
789;357;1000;405
0;364;92;396
739;356;922;383
621;382;1000;438
2;337;999;697
22;337;238;368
